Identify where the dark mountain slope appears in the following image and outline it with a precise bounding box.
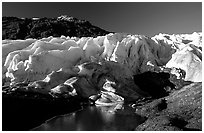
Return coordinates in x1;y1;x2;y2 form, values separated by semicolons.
2;15;111;40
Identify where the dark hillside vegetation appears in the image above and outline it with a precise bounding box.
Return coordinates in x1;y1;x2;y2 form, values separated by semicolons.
2;16;110;40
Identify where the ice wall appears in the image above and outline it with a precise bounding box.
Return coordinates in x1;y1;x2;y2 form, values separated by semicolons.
3;32;202;85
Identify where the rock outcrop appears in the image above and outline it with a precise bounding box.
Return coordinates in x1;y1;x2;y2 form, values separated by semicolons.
133;72;175;98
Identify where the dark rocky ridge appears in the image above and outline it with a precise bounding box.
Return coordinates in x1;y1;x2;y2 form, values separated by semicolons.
2;15;111;40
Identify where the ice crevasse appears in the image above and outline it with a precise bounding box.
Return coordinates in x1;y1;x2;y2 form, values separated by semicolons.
2;32;202;99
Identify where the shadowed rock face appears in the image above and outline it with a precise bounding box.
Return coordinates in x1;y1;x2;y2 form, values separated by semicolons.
2;16;110;40
133;71;175;98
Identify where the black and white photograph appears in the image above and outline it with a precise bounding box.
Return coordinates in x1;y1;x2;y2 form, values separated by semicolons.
2;1;202;131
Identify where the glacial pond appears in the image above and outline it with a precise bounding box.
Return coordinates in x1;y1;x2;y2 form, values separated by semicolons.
32;104;146;131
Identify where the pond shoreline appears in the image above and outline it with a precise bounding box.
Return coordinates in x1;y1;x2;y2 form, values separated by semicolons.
2;90;83;131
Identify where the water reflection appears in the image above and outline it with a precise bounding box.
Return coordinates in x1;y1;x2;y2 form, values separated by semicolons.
33;105;145;131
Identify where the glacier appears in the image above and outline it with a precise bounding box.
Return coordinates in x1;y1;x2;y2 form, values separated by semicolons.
2;32;202;101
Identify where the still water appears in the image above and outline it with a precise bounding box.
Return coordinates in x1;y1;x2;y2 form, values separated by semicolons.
32;104;146;131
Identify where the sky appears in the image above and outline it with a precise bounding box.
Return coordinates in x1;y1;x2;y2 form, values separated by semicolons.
2;2;202;37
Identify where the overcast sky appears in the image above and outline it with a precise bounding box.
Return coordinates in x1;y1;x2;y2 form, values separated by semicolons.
2;2;202;37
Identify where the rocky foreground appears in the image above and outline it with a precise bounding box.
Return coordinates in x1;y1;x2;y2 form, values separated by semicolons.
135;82;201;131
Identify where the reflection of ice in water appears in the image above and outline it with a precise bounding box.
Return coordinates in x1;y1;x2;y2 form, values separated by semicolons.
32;91;145;131
32;104;145;131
